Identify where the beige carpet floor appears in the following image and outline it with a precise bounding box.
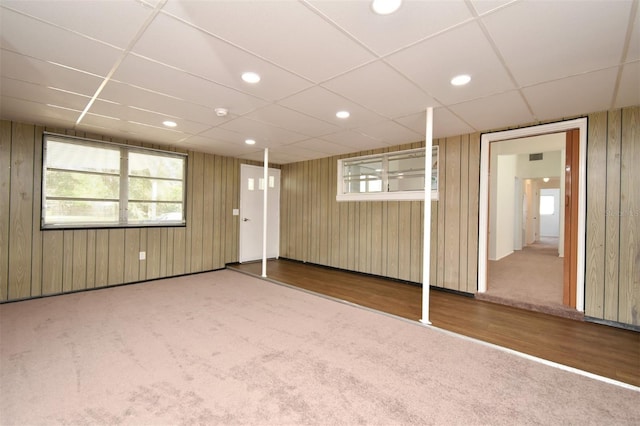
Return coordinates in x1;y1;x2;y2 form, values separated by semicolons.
481;238;581;318
1;270;638;425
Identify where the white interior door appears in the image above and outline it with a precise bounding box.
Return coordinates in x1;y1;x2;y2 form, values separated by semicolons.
239;164;280;263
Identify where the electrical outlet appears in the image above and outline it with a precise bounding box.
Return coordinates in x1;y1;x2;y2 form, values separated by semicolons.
139;251;146;260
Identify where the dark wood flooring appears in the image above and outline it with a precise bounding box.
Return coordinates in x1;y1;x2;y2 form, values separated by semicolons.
228;259;640;387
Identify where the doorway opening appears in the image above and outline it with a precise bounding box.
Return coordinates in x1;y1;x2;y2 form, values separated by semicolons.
477;118;587;318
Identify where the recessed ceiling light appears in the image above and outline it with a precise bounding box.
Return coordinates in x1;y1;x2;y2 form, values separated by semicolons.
245;139;256;145
451;74;471;86
372;0;402;15
214;107;228;117
162;120;177;127
336;111;350;119
241;72;261;84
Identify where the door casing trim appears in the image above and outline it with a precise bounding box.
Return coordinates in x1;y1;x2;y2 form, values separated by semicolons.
478;117;587;312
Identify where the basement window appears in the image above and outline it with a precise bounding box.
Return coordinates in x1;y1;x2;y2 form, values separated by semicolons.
337;146;439;202
41;133;187;229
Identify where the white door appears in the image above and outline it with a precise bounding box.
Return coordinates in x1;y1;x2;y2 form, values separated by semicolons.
239;164;280;262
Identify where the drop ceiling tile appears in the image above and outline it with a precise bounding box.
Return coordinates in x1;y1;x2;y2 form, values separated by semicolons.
0;95;77;128
523;68;619;121
482;0;632;85
218;117;307;147
1;77;91;112
395;109;476;139
1;8;122;76
79;117;187;145
198;126;249;146
357;120;423;146
162;0;376;82
266;143;327;161
179;135;251;157
322;61;438;118
289;138;355;156
320;130;389;151
99;81;226;126
89;101;211;136
627;14;640;62
113;55;268;114
448;91;534;132
278;86;384;129
131;13;313;101
307;0;472;56
2;0;154;49
615;61;640;108
0;50;104;95
386;21;515;105
243;105;340;137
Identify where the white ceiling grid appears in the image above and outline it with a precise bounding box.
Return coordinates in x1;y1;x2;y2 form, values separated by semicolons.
1;0;638;164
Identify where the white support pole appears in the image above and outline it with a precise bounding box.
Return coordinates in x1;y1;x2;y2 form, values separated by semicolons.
262;148;268;278
420;107;433;325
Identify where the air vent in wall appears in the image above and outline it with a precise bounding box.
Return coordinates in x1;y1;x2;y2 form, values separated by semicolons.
529;153;543;161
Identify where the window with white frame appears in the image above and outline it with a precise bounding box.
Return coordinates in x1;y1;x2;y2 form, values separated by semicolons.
42;133;187;229
337;146;439;201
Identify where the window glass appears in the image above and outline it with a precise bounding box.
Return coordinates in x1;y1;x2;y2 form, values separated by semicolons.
42;134;186;228
337;146;438;201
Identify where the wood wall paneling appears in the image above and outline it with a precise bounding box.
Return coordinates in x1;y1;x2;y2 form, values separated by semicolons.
444;136;462;291
8;123;34;299
458;135;470;293
30;127;43;297
585;111;607;318
619;107;640;326
95;229;109;287
605;110;622;321
72;230;88;291
202;155;215;271
190;152;204;272
0;121;11;301
86;229;96;288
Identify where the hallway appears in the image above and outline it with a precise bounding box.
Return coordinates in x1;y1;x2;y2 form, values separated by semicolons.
479;237;580;319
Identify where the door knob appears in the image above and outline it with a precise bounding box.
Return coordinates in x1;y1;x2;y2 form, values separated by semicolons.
243;218;250;222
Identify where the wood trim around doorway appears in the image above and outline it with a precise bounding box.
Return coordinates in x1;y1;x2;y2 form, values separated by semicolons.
564;129;580;308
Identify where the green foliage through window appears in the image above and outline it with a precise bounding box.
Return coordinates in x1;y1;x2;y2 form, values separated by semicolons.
42;134;187;229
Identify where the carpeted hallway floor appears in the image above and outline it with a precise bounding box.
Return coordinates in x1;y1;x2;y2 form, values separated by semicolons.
481;237;580;318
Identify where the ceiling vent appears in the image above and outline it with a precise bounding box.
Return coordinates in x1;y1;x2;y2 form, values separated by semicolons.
529;153;543;161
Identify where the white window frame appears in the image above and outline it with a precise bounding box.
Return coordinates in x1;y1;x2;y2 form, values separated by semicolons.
336;146;439;202
41;133;187;229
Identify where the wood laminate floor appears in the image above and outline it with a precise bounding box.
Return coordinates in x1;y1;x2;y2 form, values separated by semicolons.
228;259;640;387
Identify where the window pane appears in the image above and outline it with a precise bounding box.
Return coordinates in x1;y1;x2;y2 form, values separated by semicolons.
47;140;120;173
388;151;425;192
43;200;119;225
540;196;555;215
46;170;119;199
129;151;184;179
128;202;183;223
343;158;382;194
128;177;183;202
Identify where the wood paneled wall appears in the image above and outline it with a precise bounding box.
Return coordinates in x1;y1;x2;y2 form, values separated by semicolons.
280;106;639;327
0;120;241;302
586;107;640;326
280;135;480;294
